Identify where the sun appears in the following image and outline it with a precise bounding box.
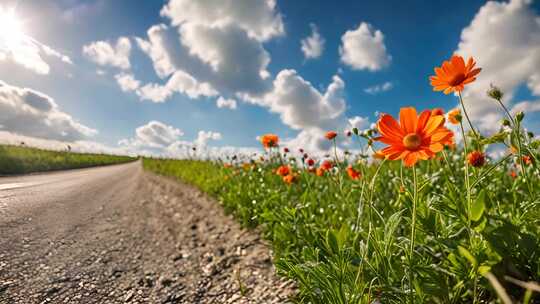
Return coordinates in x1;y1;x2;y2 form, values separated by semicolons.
0;7;25;48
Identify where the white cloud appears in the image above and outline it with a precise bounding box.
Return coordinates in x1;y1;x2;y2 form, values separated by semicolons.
195;130;222;147
301;23;325;60
136;70;217;103
115;73;140;92
511;100;540;114
262;70;346;131
82;37;131;70
364;81;393;94
348;116;370;130
339;22;391;71
0;80;97;142
216;96;237;109
455;0;540;132
119;120;183;149
160;0;284;42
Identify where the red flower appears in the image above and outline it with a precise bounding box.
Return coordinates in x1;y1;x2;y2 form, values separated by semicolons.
325;131;337;140
522;155;533;165
261;134;279;148
467;151;486;167
321;160;333;170
307;158;315;167
283;174;297;185
276;165;290;177
283;147;289;153
347;166;361;180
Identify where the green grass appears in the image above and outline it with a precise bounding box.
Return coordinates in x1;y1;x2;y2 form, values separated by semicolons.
143;144;540;303
0;144;136;175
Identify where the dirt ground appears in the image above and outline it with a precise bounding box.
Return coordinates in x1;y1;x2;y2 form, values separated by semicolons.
0;163;295;303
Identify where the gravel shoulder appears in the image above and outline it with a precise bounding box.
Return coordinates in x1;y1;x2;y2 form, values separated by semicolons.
0;163;295;303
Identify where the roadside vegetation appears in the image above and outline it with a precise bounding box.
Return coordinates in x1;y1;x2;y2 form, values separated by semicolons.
144;55;540;303
0;144;136;175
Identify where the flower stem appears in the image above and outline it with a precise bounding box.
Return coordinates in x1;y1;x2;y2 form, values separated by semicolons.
458;91;480;144
409;165;418;304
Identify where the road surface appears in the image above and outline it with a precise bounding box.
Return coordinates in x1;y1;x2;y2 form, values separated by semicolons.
0;162;294;303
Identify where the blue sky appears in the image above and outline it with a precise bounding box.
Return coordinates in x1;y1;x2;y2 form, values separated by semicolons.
1;0;539;157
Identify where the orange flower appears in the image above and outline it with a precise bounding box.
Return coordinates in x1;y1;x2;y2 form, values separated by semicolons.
374;107;454;167
346;166;361;180
223;163;233;168
430;55;481;94
509;170;517;179
373;151;386;160
283;174;297;185
316;167;326;177
276;165;291;177
509;146;518;154
321;160;333;170
261;134;279;148
325;131;337;140
522;155;533;165
467;151;486;167
431;108;444;116
447;108;461;125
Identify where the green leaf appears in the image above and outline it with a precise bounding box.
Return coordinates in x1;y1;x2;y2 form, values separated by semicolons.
470;190;486;222
458;245;477;268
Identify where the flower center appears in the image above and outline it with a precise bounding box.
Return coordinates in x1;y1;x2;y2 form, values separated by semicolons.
403;133;422;150
448;73;466;86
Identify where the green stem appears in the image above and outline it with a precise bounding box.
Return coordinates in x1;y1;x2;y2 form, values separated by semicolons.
409;165;418;304
458;91;480;144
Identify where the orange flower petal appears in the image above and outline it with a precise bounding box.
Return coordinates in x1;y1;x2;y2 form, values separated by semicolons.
399;107;418;134
423;115;445;135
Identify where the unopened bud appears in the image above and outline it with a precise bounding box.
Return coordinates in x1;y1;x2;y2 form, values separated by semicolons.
487;84;504;101
516;111;524;122
502;119;511;127
527;131;534;138
368;139;373;146
366;129;373;137
352;127;359;135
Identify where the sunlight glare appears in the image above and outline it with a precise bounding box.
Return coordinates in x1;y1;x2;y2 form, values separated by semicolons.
0;7;25;48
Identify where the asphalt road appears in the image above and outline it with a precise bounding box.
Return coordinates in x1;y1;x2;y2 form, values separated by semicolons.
0;161;294;303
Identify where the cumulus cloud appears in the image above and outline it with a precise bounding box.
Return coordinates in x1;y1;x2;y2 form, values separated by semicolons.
160;0;284;42
0;80;97;142
216;96;237;109
119;120;183;149
455;0;540;132
136;71;218;103
348;116;370;130
115;73;140;92
339;22;391;71
119;121;229;159
511;100;540;114
82;37;131;70
194;130;222;147
364;81;393;95
301;23;325;60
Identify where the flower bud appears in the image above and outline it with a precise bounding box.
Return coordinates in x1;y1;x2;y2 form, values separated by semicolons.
352;127;359;135
501;119;511;127
487;84;504;100
516;111;524;122
368;139;373;146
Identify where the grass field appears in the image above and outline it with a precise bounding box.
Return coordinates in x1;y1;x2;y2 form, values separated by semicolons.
144;132;540;303
0;144;136;175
